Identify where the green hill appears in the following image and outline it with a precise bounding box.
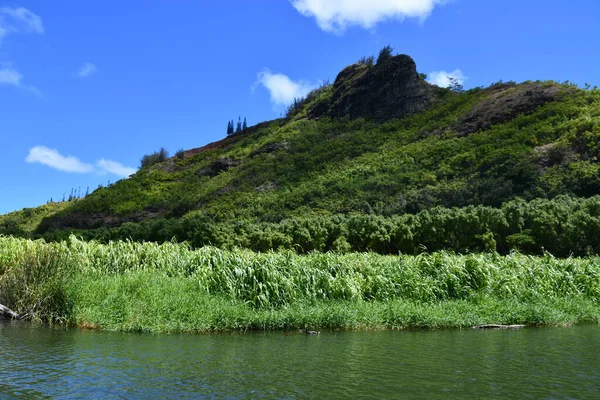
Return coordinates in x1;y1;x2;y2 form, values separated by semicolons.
3;53;600;256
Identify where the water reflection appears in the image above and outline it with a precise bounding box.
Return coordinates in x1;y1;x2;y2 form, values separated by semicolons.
0;321;598;399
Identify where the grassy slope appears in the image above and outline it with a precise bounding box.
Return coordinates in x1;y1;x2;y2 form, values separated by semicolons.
2;81;600;242
0;202;70;235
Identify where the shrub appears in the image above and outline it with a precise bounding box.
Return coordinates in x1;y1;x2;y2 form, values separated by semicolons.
377;45;394;64
357;56;374;67
140;147;169;168
0;240;73;322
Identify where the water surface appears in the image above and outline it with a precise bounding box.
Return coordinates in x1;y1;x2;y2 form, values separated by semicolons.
1;321;598;399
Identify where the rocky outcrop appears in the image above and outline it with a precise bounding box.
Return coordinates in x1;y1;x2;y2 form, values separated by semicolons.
250;142;288;157
36;209;162;231
209;158;240;175
308;54;443;122
197;158;241;178
455;82;565;136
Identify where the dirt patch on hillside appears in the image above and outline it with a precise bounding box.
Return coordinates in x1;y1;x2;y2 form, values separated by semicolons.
36;209;163;231
455;83;566;136
182;136;237;158
179;120;284;159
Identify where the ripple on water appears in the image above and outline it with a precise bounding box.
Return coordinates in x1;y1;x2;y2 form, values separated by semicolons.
0;322;599;399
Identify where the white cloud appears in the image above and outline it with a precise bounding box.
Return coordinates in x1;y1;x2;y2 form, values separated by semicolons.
0;7;44;97
291;0;446;34
0;7;44;43
26;146;95;173
0;67;42;96
97;159;136;177
75;62;98;78
25;146;137;177
25;84;42;97
0;7;44;33
255;69;317;106
427;69;467;88
0;8;44;94
0;68;22;85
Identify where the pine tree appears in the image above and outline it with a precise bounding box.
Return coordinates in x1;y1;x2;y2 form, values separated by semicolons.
242;117;247;130
227;120;233;135
236;116;242;133
448;76;464;93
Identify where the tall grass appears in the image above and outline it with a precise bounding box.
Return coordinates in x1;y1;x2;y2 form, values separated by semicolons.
0;236;74;321
1;235;599;331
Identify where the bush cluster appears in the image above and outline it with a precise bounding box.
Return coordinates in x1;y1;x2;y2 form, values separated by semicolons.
36;195;600;257
140;147;169;168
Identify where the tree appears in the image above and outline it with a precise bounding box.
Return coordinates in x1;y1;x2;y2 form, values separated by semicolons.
227;121;233;135
242;117;247;130
448;76;464;93
286;97;304;118
377;45;394;64
236;116;242;133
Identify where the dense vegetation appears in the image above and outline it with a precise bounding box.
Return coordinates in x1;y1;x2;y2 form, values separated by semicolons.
139;147;169;169
27;195;600;257
2;54;600;256
3;54;600;333
1;235;599;332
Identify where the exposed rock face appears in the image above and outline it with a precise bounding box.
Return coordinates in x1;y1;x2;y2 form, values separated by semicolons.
455;82;564;136
36;209;161;231
534;142;577;168
308;55;441;122
210;158;240;175
255;181;278;192
197;158;241;178
250;142;288;157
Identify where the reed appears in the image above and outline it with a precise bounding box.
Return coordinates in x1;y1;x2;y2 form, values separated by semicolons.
1;235;599;331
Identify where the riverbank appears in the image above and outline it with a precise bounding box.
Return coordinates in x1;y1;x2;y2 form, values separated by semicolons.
72;280;600;332
1;235;599;332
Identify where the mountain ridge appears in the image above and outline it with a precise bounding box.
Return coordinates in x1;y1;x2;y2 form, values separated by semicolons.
2;52;600;255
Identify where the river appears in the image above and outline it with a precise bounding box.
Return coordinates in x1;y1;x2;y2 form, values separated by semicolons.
1;321;598;399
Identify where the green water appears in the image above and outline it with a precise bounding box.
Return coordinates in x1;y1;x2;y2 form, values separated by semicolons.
1;321;599;399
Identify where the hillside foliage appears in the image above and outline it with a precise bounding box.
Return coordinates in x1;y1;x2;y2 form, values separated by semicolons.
2;66;600;256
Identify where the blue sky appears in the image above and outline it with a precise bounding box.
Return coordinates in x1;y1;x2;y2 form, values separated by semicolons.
1;0;599;214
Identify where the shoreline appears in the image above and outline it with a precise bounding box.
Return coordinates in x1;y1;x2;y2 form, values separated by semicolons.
3;319;597;336
69;293;599;333
3;293;598;334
